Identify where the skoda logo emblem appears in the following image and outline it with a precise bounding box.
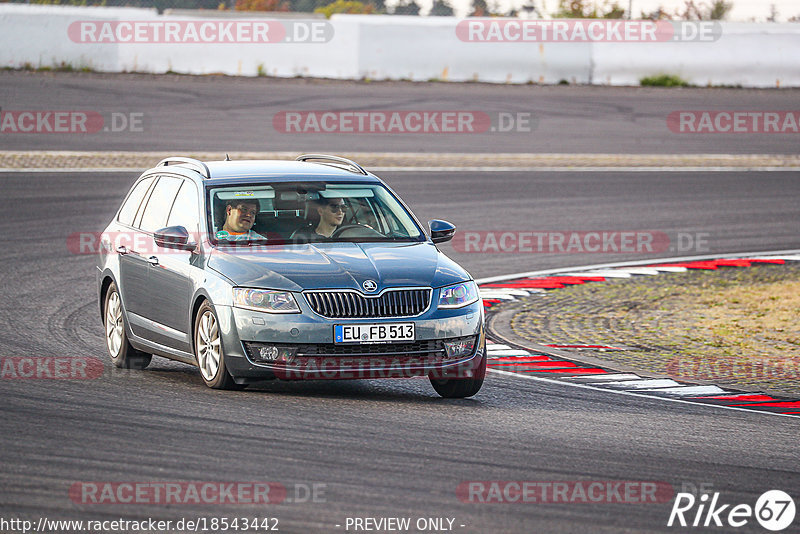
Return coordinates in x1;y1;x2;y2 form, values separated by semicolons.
362;280;378;292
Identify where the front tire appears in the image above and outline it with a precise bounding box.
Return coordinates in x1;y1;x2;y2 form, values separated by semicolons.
104;282;151;370
429;343;486;398
194;301;240;390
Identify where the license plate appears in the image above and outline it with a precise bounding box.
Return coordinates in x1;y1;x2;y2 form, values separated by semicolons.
334;323;415;344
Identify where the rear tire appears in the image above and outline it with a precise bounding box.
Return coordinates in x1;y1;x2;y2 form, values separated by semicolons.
429;342;486;398
104;282;151;370
194;301;241;390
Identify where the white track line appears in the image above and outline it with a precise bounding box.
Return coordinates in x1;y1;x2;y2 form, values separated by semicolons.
480;291;532;299
487;368;800;419
751;255;800;261
556;271;633;278
647;266;689;272
638;386;730;396
481;289;535;296
487;350;533;357
567;373;643;382
486;344;512;351
482;250;800;416
475;249;800;285
612;267;663;276
602;378;682;389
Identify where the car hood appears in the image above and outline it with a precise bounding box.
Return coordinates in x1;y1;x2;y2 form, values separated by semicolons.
207;241;470;292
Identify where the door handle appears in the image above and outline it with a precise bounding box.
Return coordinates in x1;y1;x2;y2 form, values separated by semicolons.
147;256;159;266
116;246;128;255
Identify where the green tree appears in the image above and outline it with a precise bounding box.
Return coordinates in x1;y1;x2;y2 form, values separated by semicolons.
708;0;733;20
642;7;672;19
603;2;625;18
554;0;597;17
393;0;420;14
235;0;289;11
674;0;733;20
429;0;454;15
314;0;375;17
468;0;488;16
289;0;319;12
554;0;626;18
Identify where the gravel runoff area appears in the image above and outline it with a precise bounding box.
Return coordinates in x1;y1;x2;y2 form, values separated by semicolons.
508;262;800;397
1;151;800;169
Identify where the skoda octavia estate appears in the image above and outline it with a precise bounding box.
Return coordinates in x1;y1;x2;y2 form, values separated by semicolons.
96;155;485;397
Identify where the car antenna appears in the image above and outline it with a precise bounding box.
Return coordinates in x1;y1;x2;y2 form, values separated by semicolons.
224;153;231;161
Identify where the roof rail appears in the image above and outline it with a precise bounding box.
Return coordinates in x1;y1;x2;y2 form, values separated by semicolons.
296;154;368;176
157;157;211;179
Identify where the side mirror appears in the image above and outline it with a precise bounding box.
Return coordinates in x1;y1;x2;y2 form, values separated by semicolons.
428;219;456;244
154;226;196;251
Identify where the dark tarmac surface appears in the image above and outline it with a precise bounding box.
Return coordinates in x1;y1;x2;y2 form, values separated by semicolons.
0;73;798;533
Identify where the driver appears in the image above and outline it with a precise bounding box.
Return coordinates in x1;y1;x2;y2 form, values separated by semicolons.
314;197;346;238
216;198;266;241
291;197;347;242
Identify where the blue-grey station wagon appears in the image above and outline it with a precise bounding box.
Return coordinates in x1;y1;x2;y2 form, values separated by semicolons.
96;155;486;397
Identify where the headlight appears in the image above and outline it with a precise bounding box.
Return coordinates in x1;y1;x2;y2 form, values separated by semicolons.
437;281;479;309
232;288;300;313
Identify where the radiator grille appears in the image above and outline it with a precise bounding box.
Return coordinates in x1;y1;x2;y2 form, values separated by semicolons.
304;288;431;318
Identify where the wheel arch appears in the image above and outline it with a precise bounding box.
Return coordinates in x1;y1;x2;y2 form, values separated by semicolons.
189;292;212;354
99;274;117;320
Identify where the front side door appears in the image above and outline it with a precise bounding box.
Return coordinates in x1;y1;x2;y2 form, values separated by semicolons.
127;175;185;349
116;175;156;321
146;179;201;353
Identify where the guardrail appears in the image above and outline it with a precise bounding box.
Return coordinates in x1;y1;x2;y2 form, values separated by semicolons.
1;5;799;87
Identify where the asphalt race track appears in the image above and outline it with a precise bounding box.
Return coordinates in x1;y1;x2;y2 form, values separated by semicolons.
1;71;799;155
0;74;799;533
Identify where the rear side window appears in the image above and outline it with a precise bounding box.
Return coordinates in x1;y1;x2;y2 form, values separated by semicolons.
167;181;200;234
138;176;183;233
117;177;154;227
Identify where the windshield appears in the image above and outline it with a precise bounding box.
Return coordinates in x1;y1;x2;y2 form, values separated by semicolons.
207;182;425;245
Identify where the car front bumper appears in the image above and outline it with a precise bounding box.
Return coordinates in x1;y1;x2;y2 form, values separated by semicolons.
215;300;485;381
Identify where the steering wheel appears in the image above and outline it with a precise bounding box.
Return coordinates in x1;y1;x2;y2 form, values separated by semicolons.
331;224;384;238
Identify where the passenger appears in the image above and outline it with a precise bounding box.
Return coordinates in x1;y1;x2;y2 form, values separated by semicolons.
215;199;266;241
